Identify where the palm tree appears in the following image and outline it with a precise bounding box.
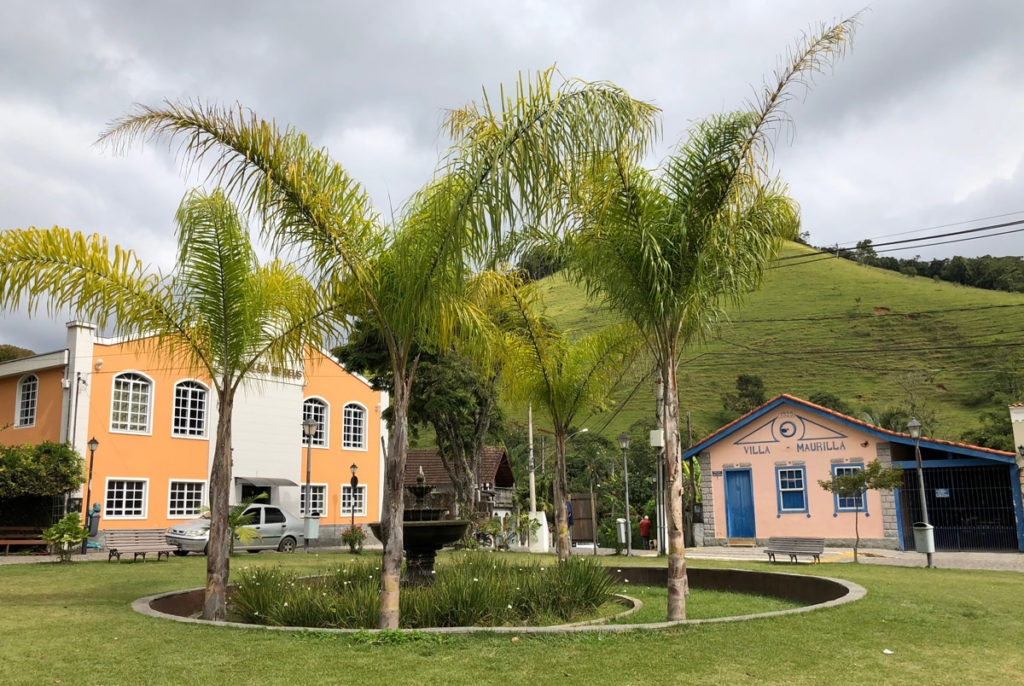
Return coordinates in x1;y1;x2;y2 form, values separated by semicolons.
100;69;658;628
502;279;634;560
565;19;858;620
0;189;332;620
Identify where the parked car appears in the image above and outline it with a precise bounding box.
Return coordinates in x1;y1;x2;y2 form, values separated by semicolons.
165;503;303;555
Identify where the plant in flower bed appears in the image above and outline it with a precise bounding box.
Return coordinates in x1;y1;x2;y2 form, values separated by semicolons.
230;552;615;628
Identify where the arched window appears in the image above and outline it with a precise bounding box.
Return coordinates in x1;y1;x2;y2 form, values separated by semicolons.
15;374;38;427
110;372;152;433
173;380;208;437
302;397;328;447
342;402;366;450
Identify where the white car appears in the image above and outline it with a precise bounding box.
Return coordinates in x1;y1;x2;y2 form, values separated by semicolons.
165;503;303;555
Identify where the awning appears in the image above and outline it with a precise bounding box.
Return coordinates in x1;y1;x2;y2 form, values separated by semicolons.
235;476;298;487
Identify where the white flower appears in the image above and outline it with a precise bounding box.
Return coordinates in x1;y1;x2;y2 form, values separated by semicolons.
283;602;289;606
473;578;479;582
507;604;513;610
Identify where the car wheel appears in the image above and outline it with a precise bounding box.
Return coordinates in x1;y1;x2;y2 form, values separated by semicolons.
278;536;297;553
172;550;189;557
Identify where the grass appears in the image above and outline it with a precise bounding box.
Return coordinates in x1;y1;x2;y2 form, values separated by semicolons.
525;241;1024;440
2;550;1023;685
608;584;801;624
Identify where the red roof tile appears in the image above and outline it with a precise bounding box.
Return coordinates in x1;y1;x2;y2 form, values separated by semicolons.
404;446;514;487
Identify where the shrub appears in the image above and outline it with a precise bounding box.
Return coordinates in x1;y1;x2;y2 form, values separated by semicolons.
341;525;366;554
42;513;88;562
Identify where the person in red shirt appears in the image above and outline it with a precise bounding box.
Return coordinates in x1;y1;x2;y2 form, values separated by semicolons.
639;515;652;550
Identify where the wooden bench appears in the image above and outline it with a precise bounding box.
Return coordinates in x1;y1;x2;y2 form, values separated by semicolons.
0;527;45;555
105;529;178;562
765;536;825;564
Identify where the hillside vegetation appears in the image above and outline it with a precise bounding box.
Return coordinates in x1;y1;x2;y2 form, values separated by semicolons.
526;241;1024;444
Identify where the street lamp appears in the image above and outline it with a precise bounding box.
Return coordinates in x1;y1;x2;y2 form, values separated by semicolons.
907;417;933;568
81;437;99;555
302;417;318;553
349;463;359;533
618;432;632;556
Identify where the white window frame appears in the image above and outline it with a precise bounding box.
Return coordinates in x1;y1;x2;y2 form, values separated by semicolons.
299;483;328;517
340;483;367;516
167;479;206;518
104;477;149;520
15;374;38;428
342;402;367;451
172;380;209;439
302;397;329;448
109;371;154;435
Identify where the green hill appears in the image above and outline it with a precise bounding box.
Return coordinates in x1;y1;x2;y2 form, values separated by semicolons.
526;241;1024;444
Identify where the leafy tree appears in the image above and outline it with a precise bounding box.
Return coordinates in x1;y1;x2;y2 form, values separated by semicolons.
100;70;657;628
0;189;329;620
564;18;856;619
0;442;83;498
808;391;852;415
0;344;34;363
818;460;903;562
722;374;767;415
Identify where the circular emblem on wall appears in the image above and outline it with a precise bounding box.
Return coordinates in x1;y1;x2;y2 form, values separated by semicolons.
778;420;797;438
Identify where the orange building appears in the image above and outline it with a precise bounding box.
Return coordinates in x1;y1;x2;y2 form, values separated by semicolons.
0;322;387;544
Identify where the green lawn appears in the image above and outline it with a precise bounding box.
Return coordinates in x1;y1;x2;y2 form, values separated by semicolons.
1;551;1021;685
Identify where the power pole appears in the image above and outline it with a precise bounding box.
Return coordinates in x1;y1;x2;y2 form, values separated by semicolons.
528;402;536;513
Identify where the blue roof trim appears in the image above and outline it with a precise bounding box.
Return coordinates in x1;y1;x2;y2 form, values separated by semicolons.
683;396;1016;465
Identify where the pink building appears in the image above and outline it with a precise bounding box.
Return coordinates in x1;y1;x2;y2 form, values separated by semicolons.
686;395;1023;552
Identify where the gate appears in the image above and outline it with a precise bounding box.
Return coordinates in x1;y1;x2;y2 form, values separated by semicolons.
899;465;1017;551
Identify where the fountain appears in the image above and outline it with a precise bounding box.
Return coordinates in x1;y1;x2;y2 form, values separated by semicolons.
369;466;471;585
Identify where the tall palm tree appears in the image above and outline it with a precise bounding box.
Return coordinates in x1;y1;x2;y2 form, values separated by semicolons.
502;279;634;560
100;69;658;628
0;189;332;620
566;18;858;620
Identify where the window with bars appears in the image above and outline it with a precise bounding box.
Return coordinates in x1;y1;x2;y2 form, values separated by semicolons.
105;479;147;518
16;374;37;427
340;484;367;516
173;381;208;437
302;398;328;447
833;464;865;511
342;403;366;450
168;481;205;517
776;467;807;512
111;373;152;433
300;484;327;516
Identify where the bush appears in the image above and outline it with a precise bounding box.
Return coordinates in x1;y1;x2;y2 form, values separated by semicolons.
0;442;84;499
341;525;366;554
42;513;88;562
230;553;614;629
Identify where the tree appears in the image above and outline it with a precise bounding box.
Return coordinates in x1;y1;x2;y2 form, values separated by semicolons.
721;374;767;415
818;460;903;562
808;391;852;415
0;344;34;363
502;280;635;560
565;18;857;620
0;189;330;620
0;442;83;499
100;70;657;628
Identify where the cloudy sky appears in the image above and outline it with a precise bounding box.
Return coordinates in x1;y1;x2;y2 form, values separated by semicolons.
3;1;1024;351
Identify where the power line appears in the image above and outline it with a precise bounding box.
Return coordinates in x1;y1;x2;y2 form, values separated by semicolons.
848;209;1024;246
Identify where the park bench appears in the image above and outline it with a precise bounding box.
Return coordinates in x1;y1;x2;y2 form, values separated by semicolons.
0;526;45;555
105;529;177;562
765;536;825;564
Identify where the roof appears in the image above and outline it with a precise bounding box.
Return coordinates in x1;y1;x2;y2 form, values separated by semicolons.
404;447;514;488
683;394;1016;464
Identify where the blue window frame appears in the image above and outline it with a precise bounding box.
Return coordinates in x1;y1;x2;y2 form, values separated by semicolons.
832;463;866;512
775;466;808;514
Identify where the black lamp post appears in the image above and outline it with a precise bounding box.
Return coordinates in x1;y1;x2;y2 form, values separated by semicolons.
907;417;933;568
81;437;99;555
617;431;632;556
349;462;359;533
302;417;318;553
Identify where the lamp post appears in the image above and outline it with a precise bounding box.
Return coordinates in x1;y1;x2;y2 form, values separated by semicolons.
349;463;359;533
81;437;99;555
618;432;632;556
302;417;318;553
907;417;933;568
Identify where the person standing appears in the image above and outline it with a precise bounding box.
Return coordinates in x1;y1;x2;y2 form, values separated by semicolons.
639;515;652;550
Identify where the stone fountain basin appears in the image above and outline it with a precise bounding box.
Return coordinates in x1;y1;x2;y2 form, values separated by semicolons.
368;520;470;550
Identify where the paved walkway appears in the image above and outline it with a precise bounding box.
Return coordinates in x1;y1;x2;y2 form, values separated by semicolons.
4;544;1022;572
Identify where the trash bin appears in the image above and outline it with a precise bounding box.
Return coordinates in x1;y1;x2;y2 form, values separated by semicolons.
304;512;321;540
615;517;627;545
913;523;934;554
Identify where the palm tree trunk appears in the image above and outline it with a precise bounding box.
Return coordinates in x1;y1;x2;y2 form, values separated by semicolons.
203;385;234;621
554;432;570;561
379;375;409;629
661;354;688;620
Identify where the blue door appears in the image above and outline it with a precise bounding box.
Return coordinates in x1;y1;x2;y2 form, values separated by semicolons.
725;470;755;538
